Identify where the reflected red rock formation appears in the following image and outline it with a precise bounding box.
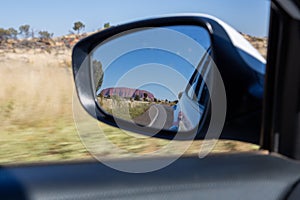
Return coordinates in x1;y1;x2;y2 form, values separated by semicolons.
100;87;155;101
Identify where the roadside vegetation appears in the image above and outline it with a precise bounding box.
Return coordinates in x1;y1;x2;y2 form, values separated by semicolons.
0;58;258;165
99;96;151;120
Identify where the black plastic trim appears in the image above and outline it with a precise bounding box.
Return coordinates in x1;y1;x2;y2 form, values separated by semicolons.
261;0;300;158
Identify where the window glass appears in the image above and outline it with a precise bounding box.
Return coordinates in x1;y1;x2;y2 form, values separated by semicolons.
188;74;200;101
0;0;269;165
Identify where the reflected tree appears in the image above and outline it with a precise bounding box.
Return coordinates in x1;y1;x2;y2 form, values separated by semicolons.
143;93;148;101
104;22;110;29
93;60;104;93
134;94;140;101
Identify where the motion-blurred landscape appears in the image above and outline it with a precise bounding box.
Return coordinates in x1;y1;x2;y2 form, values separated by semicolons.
0;28;267;165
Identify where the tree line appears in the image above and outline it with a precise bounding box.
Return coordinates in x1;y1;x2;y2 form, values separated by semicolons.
0;25;53;40
0;21;111;40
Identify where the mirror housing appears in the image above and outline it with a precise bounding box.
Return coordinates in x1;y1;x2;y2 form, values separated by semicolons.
72;14;265;144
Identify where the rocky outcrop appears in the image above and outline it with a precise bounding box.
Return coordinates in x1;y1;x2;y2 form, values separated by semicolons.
0;32;267;55
0;32;268;68
0;34;88;51
100;87;155;101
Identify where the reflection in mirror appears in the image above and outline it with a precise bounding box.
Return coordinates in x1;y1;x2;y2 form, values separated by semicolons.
91;25;212;132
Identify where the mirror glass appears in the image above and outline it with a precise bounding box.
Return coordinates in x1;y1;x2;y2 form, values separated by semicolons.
91;25;212;132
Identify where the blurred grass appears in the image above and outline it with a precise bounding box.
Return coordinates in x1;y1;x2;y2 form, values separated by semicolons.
0;123;89;163
0;57;259;165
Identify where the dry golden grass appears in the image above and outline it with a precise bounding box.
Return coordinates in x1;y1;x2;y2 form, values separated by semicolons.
0;61;71;125
0;56;91;164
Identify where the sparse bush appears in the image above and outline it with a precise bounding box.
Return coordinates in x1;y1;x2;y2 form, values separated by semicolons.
73;21;85;34
143;93;148;101
8;28;18;39
19;25;30;38
0;28;10;40
104;22;110;29
38;31;53;39
134;94;140;101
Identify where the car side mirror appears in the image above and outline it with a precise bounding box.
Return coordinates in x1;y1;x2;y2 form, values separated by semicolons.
95;24;214;131
72;15;264;143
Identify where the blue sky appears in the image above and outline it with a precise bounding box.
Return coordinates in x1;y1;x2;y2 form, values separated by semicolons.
1;0;270;37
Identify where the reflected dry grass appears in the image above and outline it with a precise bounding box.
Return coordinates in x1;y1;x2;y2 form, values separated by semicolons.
0;57;259;165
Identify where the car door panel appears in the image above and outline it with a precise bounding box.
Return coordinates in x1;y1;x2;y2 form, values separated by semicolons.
1;153;300;200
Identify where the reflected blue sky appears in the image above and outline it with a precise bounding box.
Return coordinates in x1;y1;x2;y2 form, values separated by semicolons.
93;26;211;100
100;50;195;100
